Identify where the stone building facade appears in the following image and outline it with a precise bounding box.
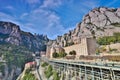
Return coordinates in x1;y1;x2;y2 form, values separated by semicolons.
46;37;96;58
64;37;96;58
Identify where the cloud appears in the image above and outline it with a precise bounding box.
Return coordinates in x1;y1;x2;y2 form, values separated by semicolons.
20;13;28;19
0;0;107;39
20;0;99;39
5;6;15;10
40;0;62;8
29;9;65;39
21;23;37;33
26;0;40;4
0;12;15;21
0;12;36;33
17;0;67;39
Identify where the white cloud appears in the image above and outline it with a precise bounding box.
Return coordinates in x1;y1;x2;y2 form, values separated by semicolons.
26;0;40;4
32;10;65;38
5;6;15;10
22;23;37;33
0;0;105;39
0;12;15;21
0;0;76;39
18;0;66;39
40;0;62;8
20;13;28;19
0;12;36;33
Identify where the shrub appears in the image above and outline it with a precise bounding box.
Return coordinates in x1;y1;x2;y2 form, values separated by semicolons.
44;65;53;79
41;62;48;67
53;71;60;80
23;73;36;80
97;32;120;45
25;68;31;74
69;50;76;55
59;52;67;58
52;52;59;58
111;23;120;27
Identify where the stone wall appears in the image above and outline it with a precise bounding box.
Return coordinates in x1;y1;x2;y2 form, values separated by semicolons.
64;38;96;58
107;43;120;51
87;38;96;55
46;46;51;58
46;37;96;58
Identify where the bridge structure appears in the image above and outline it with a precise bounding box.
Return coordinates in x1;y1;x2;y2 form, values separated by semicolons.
42;58;120;80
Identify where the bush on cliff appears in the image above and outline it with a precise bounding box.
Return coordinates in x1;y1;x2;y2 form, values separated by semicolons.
44;65;53;79
53;71;60;80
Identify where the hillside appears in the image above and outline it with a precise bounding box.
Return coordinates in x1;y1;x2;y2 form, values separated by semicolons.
0;21;49;80
48;7;120;47
0;21;49;51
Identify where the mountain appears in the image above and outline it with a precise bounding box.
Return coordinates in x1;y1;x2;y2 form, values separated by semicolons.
0;21;49;51
0;21;49;80
48;7;120;47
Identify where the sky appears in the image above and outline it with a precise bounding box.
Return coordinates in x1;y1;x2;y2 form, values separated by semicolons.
0;0;120;39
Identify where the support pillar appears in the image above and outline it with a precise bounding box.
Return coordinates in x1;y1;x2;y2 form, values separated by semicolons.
79;66;82;80
92;67;94;80
113;70;115;80
74;65;77;80
110;68;114;80
85;66;87;80
100;68;103;80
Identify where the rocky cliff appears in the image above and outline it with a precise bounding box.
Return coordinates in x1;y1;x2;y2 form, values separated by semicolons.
0;21;49;51
0;21;49;80
48;7;120;47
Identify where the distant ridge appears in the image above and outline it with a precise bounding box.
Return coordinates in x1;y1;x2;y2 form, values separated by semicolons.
0;21;49;51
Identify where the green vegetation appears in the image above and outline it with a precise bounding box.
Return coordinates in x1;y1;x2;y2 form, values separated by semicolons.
52;52;59;58
43;64;60;80
69;50;76;55
96;49;100;55
109;48;118;52
23;73;36;80
59;52;67;58
91;30;95;35
0;43;33;72
97;32;120;45
111;22;120;27
44;65;53;79
0;62;5;75
41;62;48;67
53;71;60;80
0;33;9;39
52;52;67;58
23;69;37;80
65;42;74;47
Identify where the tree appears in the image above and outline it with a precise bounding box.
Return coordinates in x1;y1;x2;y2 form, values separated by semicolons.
52;52;59;58
72;50;76;55
23;73;36;80
97;33;120;45
53;71;60;80
69;51;73;55
44;65;53;79
69;50;76;55
59;52;67;58
41;62;48;67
